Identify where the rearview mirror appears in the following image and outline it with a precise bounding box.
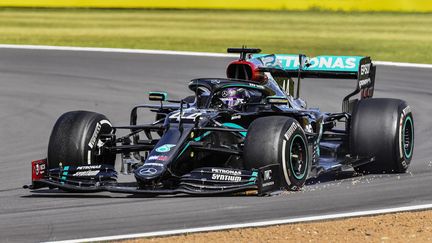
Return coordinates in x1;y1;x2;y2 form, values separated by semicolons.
266;96;288;105
149;92;167;102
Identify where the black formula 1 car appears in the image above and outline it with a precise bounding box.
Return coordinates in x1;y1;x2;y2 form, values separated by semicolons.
26;48;414;196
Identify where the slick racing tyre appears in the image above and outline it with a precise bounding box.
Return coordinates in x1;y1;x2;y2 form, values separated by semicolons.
47;111;116;169
244;116;310;191
350;98;414;174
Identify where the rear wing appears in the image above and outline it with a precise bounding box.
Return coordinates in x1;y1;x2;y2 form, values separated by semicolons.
250;54;376;113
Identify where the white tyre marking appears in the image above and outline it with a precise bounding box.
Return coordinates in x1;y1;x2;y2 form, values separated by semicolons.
99;119;112;127
399;114;404;159
281;139;291;186
88;122;102;149
87;151;92;165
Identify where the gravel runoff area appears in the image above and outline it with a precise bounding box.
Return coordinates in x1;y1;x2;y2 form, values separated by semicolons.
118;210;432;242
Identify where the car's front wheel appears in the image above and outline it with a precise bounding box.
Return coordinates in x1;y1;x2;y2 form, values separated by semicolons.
47;111;116;169
244;116;311;191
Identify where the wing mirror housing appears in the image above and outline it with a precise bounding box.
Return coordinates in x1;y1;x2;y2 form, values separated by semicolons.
266;96;288;105
149;92;167;102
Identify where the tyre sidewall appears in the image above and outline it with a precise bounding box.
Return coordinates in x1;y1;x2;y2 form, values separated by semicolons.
48;111;115;169
351;99;414;173
81;114;114;165
278;119;310;190
395;103;414;171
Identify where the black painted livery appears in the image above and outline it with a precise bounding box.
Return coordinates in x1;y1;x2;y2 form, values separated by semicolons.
25;48;414;196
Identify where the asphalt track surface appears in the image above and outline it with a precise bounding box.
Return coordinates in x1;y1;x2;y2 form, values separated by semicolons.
0;48;431;242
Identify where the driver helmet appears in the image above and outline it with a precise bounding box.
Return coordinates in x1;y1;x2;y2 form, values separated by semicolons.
219;87;250;110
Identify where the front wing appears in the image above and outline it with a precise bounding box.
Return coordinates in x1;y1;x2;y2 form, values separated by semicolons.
26;159;282;196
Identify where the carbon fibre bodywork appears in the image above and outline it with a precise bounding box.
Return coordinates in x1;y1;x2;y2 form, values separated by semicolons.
26;48;377;196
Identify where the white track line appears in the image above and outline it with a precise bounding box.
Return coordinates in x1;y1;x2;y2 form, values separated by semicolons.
374;61;432;68
45;203;432;243
0;44;237;57
1;44;432;68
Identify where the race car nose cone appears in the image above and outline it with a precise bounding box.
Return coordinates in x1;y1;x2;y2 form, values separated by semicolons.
134;163;166;181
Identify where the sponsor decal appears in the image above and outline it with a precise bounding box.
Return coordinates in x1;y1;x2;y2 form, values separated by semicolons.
73;170;99;177
76;165;102;170
231;115;241;120
360;63;371;76
88;122;102;149
211;168;242;175
139;167;158;176
402;106;411;116
147;155;169;162
248;83;265;89
144;162;164;167
359;78;371;88
399;114;404;159
32;160;47;181
155;144;176;153
262;181;275;187
211;174;242;182
304;124;313;133
284;122;298;141
210;79;221;84
263;169;272;181
260;56;277;67
35;163;45;176
308;57;357;70
257;55;360;71
169;112;202;120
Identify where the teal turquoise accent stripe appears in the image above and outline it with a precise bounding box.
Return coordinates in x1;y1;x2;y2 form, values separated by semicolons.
61;165;70;181
290;135;308;180
222;123;247;137
177;142;191;159
403;116;414;158
247;171;258;185
194;131;211;142
177;131;212;159
177;124;245;159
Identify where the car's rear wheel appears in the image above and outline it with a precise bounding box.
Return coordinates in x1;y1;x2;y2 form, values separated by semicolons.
350;98;414;173
244;116;310;191
47;111;116;169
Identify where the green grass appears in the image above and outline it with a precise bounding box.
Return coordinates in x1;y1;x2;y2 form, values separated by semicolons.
1;8;432;63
